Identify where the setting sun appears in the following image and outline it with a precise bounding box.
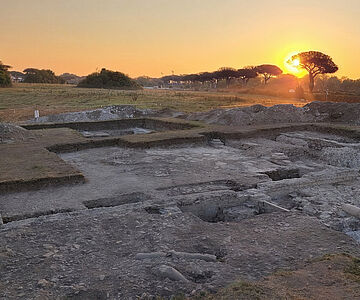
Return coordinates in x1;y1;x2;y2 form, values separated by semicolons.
292;59;300;67
284;52;307;77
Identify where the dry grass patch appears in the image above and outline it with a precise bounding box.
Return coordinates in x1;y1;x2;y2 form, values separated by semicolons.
0;83;308;122
184;254;360;300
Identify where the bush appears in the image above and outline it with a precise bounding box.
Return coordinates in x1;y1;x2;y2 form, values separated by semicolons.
78;68;142;90
0;70;12;87
0;61;12;87
23;68;64;84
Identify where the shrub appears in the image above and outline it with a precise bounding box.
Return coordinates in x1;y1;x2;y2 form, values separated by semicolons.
78;68;142;90
0;70;12;87
23;68;64;84
0;61;12;87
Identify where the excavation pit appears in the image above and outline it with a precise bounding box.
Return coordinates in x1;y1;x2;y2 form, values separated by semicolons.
80;127;153;138
3;124;360;228
20;117;198;135
264;168;301;181
3;110;360;298
83;192;150;209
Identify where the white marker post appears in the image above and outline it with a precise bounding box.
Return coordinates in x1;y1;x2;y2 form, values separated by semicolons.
34;110;40;120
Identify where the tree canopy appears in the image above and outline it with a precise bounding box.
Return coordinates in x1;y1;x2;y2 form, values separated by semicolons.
237;67;258;84
161;64;281;87
255;64;283;84
77;68;142;90
289;51;338;92
160;66;262;86
214;67;239;86
0;61;12;87
23;68;65;84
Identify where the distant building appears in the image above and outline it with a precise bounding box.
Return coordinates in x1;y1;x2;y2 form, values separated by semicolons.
10;71;25;82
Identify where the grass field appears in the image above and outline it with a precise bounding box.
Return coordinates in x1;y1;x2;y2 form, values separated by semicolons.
0;83;308;122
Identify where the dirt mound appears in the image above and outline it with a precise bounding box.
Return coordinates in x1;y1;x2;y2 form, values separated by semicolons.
187;101;360;126
187;104;313;126
26;105;156;123
155;108;186;118
0;123;32;144
304;101;360;123
24;101;360;126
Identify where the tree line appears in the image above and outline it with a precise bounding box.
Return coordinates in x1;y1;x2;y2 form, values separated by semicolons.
160;51;339;92
160;64;283;87
315;76;360;95
1;66;65;85
0;51;344;92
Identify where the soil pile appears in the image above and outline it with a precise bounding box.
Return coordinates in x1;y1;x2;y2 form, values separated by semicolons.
26;105;155;123
0;123;32;144
187;102;360;126
23;101;360;126
187;104;312;126
305;101;360;124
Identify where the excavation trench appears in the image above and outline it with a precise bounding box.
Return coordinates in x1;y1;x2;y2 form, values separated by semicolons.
83;192;150;209
264;168;301;181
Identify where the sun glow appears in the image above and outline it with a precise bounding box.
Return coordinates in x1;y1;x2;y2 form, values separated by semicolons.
284;52;306;77
292;58;300;67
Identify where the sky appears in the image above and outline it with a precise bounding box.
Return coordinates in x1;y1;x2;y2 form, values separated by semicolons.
1;0;360;78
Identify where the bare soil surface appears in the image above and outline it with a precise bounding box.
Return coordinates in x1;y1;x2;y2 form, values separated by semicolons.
2;103;360;299
1;209;358;299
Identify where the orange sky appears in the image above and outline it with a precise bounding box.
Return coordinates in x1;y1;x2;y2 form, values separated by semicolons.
2;0;360;78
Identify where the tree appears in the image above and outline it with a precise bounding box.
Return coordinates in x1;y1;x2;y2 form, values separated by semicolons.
78;68;142;90
182;73;200;83
0;61;12;87
237;67;258;84
289;51;338;92
161;75;181;84
255;64;283;84
23;68;65;84
198;72;214;83
214;67;239;87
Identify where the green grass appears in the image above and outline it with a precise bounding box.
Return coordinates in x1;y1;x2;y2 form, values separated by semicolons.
345;257;360;282
153;281;271;300
0;83;306;122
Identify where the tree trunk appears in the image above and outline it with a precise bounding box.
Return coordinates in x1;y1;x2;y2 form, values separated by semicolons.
309;73;314;92
226;77;231;87
264;75;269;85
